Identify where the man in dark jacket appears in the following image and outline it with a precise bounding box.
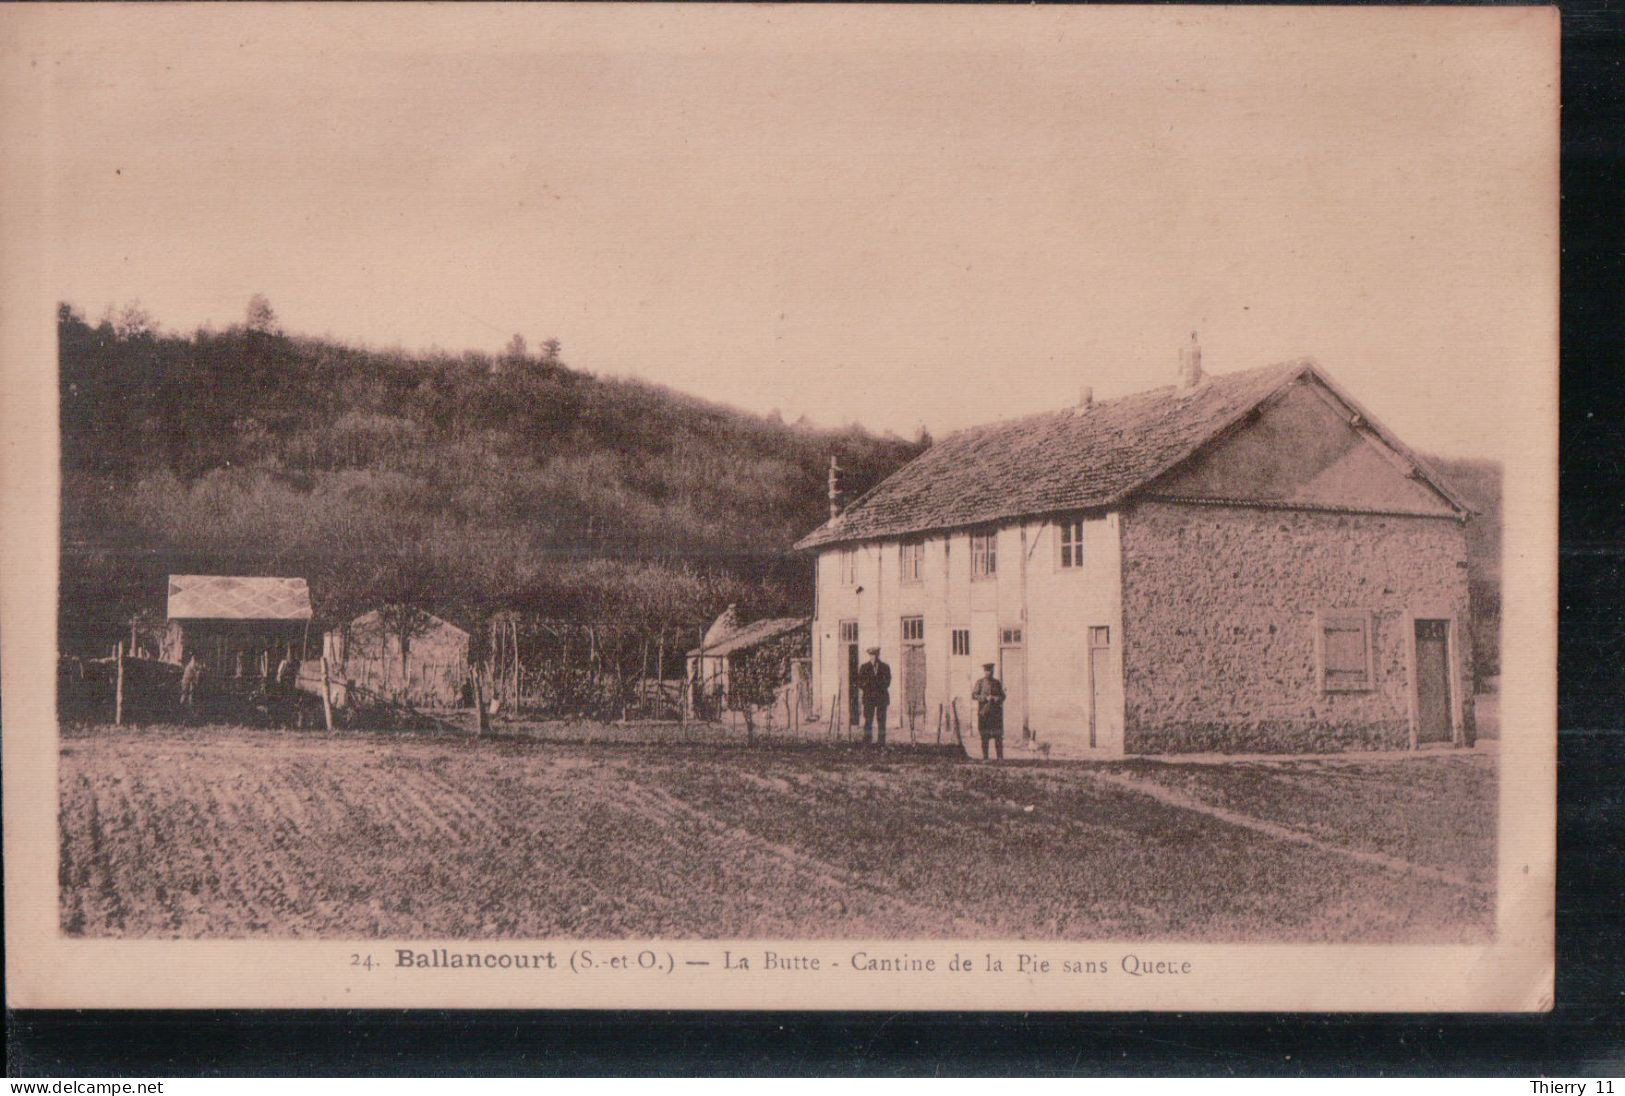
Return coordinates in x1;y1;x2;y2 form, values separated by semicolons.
972;662;1006;761
855;646;891;746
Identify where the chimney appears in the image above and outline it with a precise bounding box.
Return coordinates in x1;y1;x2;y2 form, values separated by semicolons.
827;455;845;520
1178;331;1203;390
1077;385;1094;412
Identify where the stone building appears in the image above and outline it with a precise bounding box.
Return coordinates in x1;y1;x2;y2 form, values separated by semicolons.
794;343;1476;756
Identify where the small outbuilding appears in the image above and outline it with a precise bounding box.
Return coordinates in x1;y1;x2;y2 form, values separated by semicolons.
161;574;314;684
324;608;471;709
686;606;810;719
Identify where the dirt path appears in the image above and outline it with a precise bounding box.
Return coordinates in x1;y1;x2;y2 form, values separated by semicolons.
1081;768;1482;891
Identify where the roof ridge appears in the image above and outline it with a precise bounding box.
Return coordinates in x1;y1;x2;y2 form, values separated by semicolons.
793;357;1333;551
931;358;1313;446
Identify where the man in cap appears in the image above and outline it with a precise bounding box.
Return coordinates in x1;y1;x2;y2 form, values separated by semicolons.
854;645;891;746
972;662;1006;761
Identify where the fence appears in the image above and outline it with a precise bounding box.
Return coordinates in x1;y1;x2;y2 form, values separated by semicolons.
475;618;708;722
325;656;468;710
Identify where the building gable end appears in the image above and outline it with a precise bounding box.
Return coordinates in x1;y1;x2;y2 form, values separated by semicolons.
1142;375;1463;517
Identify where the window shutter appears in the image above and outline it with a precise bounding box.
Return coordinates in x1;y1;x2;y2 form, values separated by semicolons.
1318;611;1373;692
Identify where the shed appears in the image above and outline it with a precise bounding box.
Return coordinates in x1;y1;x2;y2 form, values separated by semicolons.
686;609;810;719
161;575;314;683
324;608;470;709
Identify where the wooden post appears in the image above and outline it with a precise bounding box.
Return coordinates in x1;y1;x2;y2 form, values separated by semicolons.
321;656;335;733
471;672;486;737
937;704;944;745
114;641;126;726
639;636;650;718
492;620;501;707
951;698;965;751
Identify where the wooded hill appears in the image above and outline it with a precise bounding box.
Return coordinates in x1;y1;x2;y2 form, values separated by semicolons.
58;302;1499;675
58;303;922;654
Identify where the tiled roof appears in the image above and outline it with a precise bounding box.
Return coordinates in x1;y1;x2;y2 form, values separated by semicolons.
167;575;313;621
688;616;808;658
794;360;1443;550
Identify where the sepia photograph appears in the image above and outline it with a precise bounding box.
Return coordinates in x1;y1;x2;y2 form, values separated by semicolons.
1;3;1555;1010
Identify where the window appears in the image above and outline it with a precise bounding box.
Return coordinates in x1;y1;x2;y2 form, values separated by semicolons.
1059;517;1086;569
839;620;859;644
838;548;858;586
951;629;971;657
1089;626;1110;648
1000;625;1024;646
899;540;925;584
1318;611;1373;692
901;616;924;643
971;530;997;579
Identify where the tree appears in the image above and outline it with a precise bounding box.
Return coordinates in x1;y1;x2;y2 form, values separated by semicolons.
540;338;562;363
113;301;156;340
503;333;528;364
245;294;280;334
375;603;436;670
726;634;797;746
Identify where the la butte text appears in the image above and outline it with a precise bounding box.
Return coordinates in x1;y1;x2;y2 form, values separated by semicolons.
724;951;821;970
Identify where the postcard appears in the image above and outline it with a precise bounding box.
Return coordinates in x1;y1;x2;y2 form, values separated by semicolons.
1;3;1556;1011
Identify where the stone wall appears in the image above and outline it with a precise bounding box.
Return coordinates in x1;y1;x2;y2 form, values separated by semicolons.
1119;501;1473;754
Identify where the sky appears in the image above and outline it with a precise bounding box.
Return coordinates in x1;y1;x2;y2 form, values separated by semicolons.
13;4;1555;457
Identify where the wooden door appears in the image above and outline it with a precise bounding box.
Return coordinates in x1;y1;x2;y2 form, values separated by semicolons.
839;620;860;726
1087;625;1112;749
999;635;1026;739
948;628;973;733
900;616;926;734
1415;619;1453;745
903;645;926;732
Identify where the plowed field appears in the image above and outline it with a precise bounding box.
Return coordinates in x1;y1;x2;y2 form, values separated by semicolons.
58;725;1495;941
